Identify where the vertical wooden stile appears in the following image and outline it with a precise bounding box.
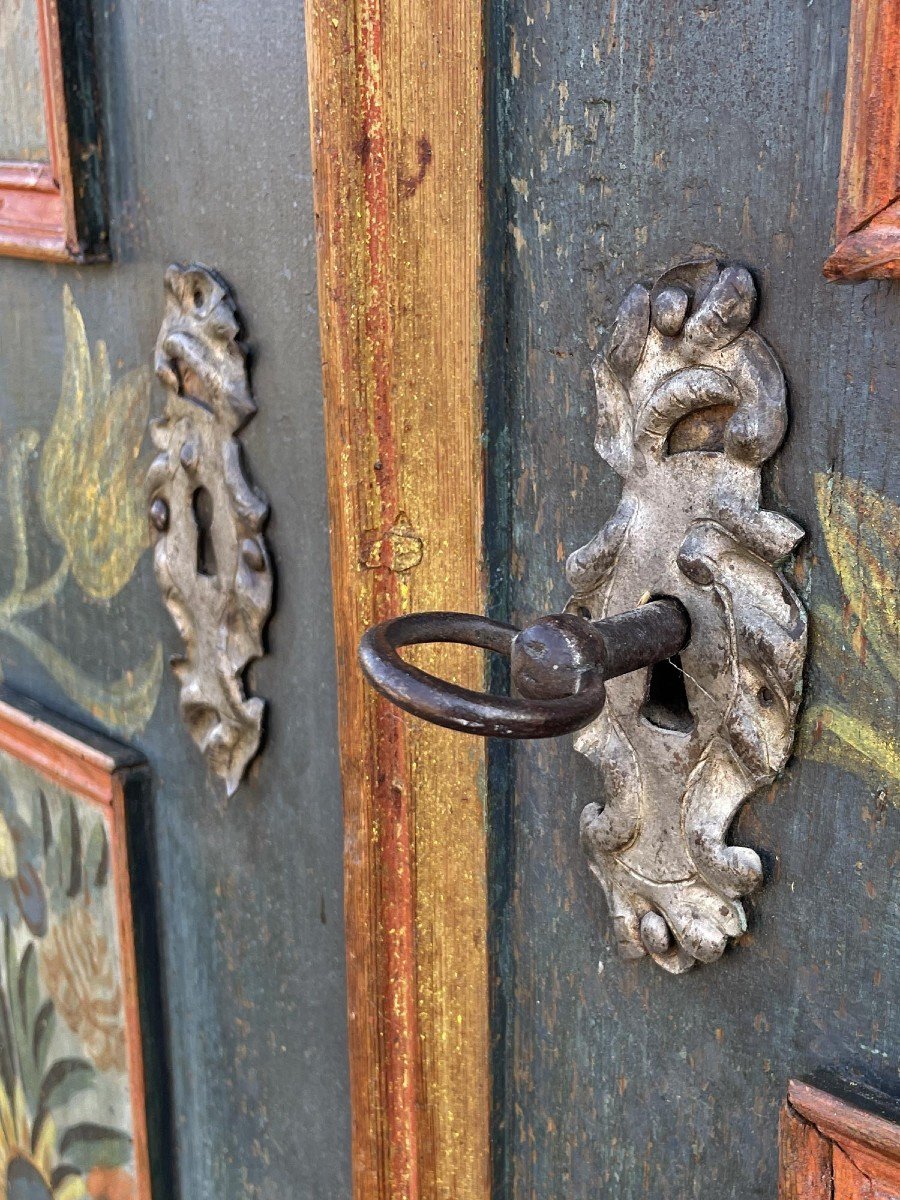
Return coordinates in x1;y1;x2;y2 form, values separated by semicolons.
305;3;491;1198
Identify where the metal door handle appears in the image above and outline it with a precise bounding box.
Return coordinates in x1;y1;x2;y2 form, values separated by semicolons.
358;600;689;738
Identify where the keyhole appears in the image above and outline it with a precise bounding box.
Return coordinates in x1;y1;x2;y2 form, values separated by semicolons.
640;653;694;734
192;487;217;577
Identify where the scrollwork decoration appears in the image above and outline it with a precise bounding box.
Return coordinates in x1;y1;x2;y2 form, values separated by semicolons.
148;264;272;794
567;260;807;973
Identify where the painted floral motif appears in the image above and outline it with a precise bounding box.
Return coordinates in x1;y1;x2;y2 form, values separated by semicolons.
802;471;899;804
0;287;162;737
41;907;126;1076
0;1077;85;1200
0;761;136;1200
40;290;150;603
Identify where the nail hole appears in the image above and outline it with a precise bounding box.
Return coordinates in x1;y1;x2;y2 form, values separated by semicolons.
192;487;217;577
640;653;694;734
757;686;775;708
193;288;204;309
576;605;591;620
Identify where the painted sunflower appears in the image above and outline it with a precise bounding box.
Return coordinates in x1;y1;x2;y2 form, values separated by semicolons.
0;1078;85;1200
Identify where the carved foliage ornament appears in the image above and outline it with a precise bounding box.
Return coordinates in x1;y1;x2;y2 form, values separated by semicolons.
566;260;807;973
148;264;272;794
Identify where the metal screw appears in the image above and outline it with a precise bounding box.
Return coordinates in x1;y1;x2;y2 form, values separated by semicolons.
652;286;689;336
241;539;265;571
640;911;671;955
149;498;169;532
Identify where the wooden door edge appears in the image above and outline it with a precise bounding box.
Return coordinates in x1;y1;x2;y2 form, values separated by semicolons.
304;3;491;1198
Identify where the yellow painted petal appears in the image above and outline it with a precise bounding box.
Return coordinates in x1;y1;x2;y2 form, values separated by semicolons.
34;1112;56;1177
0;1078;15;1148
39;288;151;602
815;471;899;682
13;1079;28;1147
805;703;900;804
0;813;17;879
811;603;897;715
68;365;151;601
54;1174;87;1200
40;286;93;553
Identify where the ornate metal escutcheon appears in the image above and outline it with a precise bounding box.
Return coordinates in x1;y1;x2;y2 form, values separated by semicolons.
357;258;807;974
566;260;807;973
147;264;272;794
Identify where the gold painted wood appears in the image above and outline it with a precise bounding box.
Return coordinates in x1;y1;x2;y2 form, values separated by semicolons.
305;3;490;1198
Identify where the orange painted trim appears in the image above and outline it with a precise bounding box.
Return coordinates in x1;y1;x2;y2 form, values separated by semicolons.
779;1081;900;1197
0;0;102;262
305;1;491;1197
0;696;120;804
0;694;153;1200
826;0;900;281
824;197;900;281
108;780;153;1200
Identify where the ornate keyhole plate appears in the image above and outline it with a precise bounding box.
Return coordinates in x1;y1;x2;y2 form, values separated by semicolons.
567;260;807;973
147;264;272;794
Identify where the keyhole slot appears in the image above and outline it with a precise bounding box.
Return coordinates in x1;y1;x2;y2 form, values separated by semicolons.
192;487;217;577
640;653;694;734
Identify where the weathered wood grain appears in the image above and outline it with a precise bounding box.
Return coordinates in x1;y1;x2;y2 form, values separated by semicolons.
825;0;900;280
305;2;490;1197
833;1147;873;1200
789;1082;900;1194
779;1084;900;1199
0;2;354;1195
825;199;900;282
494;0;900;1196
779;1102;833;1200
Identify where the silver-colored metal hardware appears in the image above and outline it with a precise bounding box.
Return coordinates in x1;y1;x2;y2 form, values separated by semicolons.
567;259;807;973
148;264;272;794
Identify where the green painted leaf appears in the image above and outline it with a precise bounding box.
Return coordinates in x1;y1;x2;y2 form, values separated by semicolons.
0;975;16;1099
68;801;82;899
38;1058;95;1116
44;844;62;900
51;1165;82;1191
32;1000;54;1077
5;919;19;1032
37;790;52;854
5;922;35;1108
83;820;109;891
59;1124;132;1172
57;805;71;895
18;943;38;1045
59;799;82;899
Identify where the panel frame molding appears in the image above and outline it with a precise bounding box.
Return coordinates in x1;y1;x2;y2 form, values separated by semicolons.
780;1080;900;1197
0;685;174;1200
824;0;900;282
0;0;107;262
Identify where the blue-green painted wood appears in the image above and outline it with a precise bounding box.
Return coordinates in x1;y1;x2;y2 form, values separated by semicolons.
491;1;898;1196
0;3;351;1197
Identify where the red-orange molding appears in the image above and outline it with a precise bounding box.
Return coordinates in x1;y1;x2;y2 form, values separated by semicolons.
780;1080;900;1198
0;0;107;262
824;0;900;282
0;691;154;1198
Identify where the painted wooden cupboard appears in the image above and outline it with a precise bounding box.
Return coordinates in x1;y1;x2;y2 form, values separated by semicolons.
0;0;895;1198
